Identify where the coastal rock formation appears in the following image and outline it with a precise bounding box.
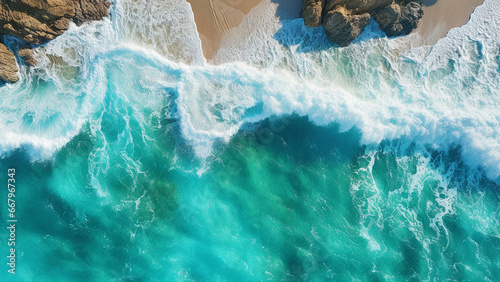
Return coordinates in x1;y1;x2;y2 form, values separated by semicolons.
18;47;36;66
0;0;110;44
302;0;325;27
73;0;111;26
301;0;424;46
0;0;72;45
323;7;370;47
399;2;424;33
373;2;401;34
374;2;424;37
0;0;110;83
0;43;18;83
337;0;393;13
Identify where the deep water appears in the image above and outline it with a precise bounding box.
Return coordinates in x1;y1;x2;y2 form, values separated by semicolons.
1;114;499;281
1;0;500;280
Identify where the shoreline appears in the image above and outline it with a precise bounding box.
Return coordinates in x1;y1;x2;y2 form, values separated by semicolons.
415;0;485;45
187;0;485;60
186;0;303;61
186;0;264;60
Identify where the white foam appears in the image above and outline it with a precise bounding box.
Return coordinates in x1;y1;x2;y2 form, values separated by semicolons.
0;0;499;185
0;0;203;159
194;0;500;182
116;0;205;64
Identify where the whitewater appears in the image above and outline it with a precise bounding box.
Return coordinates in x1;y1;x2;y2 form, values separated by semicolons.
1;0;499;182
0;0;499;280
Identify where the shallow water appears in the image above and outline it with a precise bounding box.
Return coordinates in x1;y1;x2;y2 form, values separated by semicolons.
0;0;499;280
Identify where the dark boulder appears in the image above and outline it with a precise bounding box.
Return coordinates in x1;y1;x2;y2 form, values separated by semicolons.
323;6;371;47
400;2;424;34
301;0;425;46
374;1;424;37
302;0;325;27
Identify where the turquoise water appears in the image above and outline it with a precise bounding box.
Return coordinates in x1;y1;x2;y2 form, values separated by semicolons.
1;0;500;280
1;114;499;280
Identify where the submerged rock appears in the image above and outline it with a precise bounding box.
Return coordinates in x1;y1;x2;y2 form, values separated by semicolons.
0;0;110;83
0;43;18;83
323;6;370;47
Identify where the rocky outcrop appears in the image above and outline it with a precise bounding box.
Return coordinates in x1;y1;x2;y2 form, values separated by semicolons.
302;0;325;27
73;0;111;26
372;2;401;35
0;0;110;45
0;0;110;83
18;47;36;66
301;0;424;46
323;7;370;47
399;2;424;34
0;43;18;83
374;2;424;37
0;0;72;45
334;0;393;14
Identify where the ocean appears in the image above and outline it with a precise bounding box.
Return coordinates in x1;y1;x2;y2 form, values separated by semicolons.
1;0;499;280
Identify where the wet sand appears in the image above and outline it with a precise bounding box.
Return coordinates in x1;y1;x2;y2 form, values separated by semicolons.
187;0;486;59
415;0;485;45
186;0;263;60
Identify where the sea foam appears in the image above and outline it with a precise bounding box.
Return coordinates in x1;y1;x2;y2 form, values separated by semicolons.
0;0;498;184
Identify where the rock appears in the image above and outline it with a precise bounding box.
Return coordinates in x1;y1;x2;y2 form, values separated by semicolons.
325;0;343;12
19;47;36;66
323;6;371;47
344;0;393;14
7;0;76;19
0;0;110;83
0;43;19;83
324;0;393;14
0;0;110;45
302;0;424;46
73;0;111;25
373;2;404;37
374;2;423;37
302;0;325;27
400;2;424;33
0;0;72;45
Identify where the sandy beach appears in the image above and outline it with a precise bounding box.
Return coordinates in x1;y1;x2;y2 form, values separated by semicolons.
187;0;486;59
415;0;485;45
186;0;263;59
186;0;302;60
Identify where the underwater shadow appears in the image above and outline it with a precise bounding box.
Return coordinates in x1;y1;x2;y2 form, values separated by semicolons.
271;0;303;21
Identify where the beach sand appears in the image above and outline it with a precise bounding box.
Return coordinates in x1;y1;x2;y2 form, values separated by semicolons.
186;0;302;60
415;0;485;45
187;0;485;60
186;0;263;60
